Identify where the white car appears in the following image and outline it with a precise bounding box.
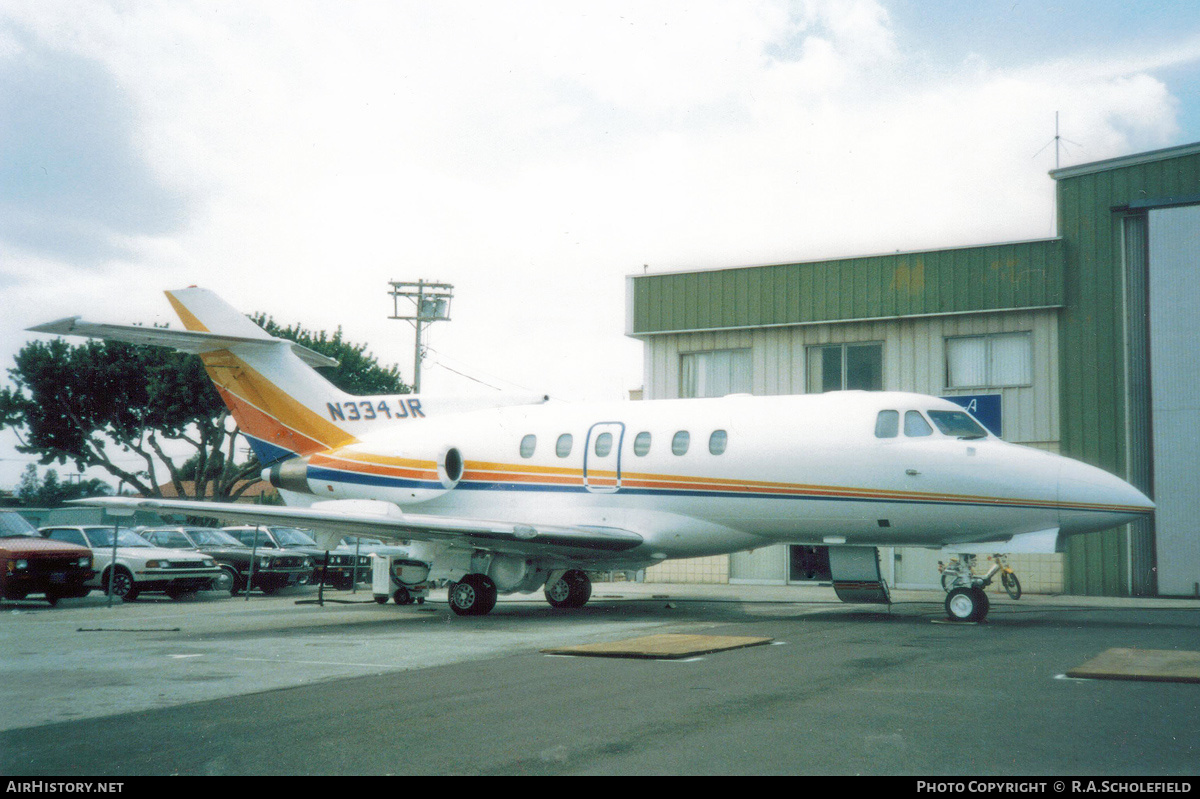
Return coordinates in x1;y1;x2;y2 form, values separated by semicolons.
40;525;223;601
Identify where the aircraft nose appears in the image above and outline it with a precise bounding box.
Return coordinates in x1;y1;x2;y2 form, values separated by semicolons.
1058;457;1154;535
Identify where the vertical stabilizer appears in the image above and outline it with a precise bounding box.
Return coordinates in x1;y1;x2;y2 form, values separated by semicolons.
165;288;358;464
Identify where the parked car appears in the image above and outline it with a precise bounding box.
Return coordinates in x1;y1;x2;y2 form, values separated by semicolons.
0;511;93;606
337;536;409;583
140;526;314;595
222;525;365;590
40;525;222;601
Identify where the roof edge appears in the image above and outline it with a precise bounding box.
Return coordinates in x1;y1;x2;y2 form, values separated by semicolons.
1050;141;1200;181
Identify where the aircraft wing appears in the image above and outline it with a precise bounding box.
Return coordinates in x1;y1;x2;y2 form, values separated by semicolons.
72;496;644;561
27;317;340;369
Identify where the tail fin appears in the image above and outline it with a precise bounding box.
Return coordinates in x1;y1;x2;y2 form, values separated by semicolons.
163;288;359;464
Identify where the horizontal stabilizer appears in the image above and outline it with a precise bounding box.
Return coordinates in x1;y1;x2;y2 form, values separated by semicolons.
27;317;339;369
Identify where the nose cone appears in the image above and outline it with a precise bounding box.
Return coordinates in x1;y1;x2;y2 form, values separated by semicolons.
1058;458;1155;535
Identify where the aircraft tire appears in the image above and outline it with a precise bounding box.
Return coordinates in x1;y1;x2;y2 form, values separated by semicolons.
545;570;592;609
945;586;988;623
448;574;497;616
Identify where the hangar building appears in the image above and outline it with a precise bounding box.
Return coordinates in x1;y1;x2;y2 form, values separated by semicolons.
626;141;1200;597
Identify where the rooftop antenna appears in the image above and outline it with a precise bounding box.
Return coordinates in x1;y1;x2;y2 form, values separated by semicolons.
1035;111;1084;170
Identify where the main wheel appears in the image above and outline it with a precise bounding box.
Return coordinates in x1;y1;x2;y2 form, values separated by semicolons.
945;586;989;622
448;574;498;616
544;570;592;609
1002;570;1022;600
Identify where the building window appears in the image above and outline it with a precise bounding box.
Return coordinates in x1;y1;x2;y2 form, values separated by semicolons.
946;333;1031;388
680;349;752;398
807;343;883;393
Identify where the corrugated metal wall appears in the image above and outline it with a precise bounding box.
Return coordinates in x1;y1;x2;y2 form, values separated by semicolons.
630;239;1064;336
1054;149;1200;595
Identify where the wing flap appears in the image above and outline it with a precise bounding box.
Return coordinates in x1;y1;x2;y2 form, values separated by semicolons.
72;497;644;558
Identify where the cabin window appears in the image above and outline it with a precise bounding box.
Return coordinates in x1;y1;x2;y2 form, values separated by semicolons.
633;431;652;456
904;411;933;437
672;431;690;455
708;430;728;455
594;432;613;457
875;410;899;438
519;434;537;458
927;410;988;439
555;434;573;458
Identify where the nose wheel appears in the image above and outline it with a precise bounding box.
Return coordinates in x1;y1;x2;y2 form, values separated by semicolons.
944;586;989;623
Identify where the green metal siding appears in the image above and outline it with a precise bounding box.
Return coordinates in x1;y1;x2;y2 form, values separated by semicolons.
630;239;1064;336
1054;150;1200;596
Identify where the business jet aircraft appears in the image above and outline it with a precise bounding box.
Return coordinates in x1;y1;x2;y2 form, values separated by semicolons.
30;288;1154;622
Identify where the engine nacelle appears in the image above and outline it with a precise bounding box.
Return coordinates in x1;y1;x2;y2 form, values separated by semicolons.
266;444;464;504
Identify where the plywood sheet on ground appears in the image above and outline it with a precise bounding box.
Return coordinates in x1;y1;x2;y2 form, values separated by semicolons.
542;633;773;660
1067;648;1200;683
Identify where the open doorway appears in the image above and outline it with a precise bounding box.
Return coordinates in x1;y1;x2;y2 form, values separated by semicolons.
788;546;831;582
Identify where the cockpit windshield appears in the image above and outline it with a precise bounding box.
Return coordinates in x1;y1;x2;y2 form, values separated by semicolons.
927;410;988;439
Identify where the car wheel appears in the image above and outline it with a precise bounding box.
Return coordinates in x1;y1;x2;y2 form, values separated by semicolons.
106;568;139;602
214;566;238;595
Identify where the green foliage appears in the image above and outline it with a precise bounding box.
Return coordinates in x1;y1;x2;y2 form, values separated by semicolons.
250;313;409;395
15;464;113;507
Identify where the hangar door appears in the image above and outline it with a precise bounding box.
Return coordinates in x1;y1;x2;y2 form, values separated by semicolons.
1146;205;1200;596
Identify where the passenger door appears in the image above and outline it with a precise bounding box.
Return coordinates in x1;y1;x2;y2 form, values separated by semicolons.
583;422;624;493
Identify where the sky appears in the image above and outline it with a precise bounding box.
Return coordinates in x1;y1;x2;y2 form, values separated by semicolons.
1;0;1199;490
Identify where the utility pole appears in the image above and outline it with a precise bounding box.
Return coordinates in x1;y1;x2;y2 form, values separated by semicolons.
387;280;453;394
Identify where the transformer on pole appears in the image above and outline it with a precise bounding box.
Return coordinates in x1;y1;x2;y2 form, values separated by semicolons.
388;280;453;394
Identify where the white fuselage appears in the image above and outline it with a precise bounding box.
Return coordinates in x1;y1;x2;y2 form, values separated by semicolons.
285;391;1152;567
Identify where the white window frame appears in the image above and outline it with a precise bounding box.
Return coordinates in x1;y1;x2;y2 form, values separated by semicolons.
680;348;752;399
945;332;1033;389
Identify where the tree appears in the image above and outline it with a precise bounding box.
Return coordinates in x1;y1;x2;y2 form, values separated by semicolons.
15;464;113;507
0;318;408;500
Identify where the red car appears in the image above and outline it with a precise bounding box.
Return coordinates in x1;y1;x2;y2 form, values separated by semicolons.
0;511;94;606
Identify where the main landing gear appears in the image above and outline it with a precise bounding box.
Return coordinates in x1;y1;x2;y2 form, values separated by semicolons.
445;569;594;616
544;569;592;609
447;574;498;616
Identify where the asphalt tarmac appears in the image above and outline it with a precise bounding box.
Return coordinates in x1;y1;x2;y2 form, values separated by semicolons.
1;583;1198;776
